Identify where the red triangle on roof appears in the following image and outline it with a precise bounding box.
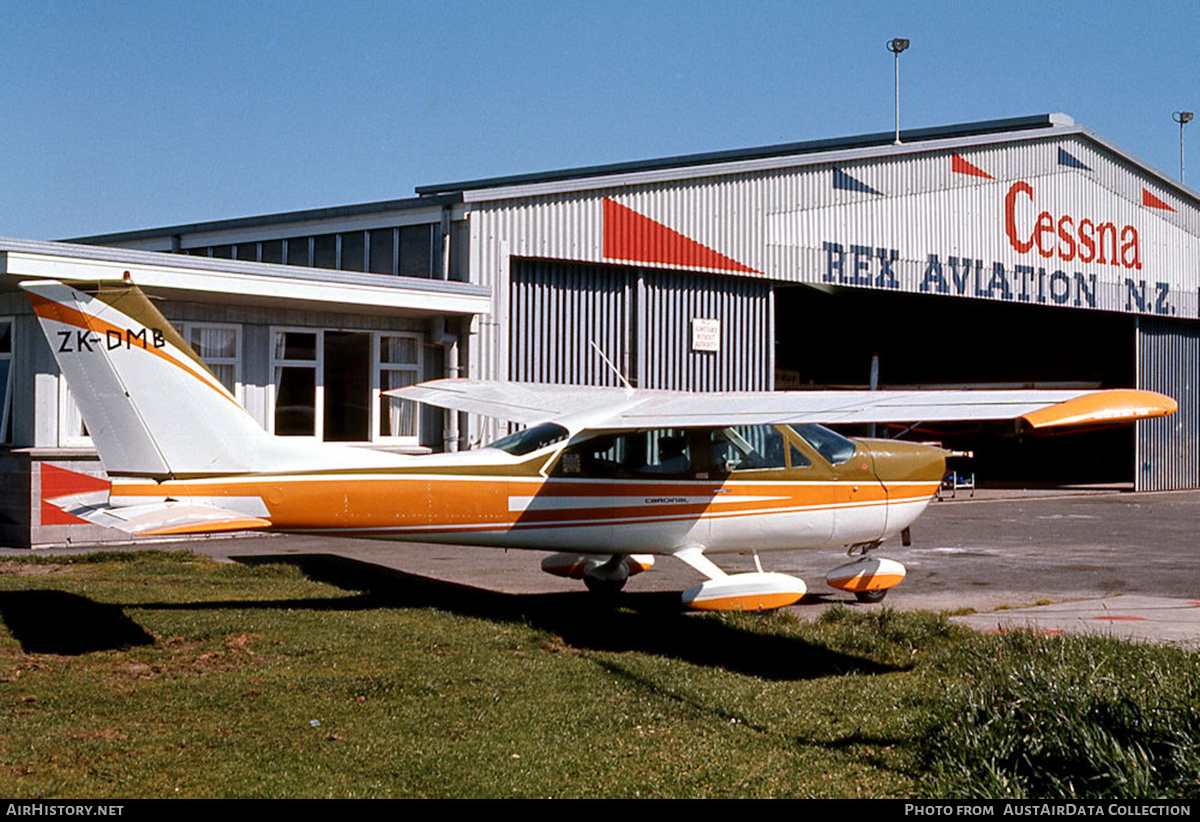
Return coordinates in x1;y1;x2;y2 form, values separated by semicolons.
1142;188;1175;211
603;198;760;274
951;154;994;180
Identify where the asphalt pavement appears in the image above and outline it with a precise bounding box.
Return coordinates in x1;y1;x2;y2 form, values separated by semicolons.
6;488;1200;645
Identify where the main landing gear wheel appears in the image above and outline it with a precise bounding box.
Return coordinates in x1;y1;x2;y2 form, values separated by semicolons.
583;574;627;597
582;554;632;598
854;589;888;604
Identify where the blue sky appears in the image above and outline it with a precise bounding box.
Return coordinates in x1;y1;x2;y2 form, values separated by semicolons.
2;0;1197;239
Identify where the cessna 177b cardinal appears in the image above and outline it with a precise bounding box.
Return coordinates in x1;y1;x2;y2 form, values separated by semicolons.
23;279;1177;611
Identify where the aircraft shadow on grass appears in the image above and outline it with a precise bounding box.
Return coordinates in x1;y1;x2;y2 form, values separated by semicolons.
131;553;906;681
0;589;156;655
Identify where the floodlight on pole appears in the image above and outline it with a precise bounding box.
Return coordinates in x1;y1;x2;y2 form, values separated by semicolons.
887;38;909;145
1173;110;1193;183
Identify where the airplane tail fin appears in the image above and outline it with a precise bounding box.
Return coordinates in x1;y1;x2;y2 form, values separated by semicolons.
23;279;327;479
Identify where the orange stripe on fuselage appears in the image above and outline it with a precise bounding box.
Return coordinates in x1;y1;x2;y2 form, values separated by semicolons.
109;475;940;536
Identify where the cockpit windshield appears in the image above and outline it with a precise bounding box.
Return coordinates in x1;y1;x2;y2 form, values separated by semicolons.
486;423;569;456
790;424;856;465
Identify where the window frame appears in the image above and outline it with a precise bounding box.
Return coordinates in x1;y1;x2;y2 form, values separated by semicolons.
58;379;91;447
375;332;423;442
268;326;423;445
181;322;244;405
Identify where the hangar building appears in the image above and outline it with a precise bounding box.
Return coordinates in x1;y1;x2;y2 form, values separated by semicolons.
2;113;1197;547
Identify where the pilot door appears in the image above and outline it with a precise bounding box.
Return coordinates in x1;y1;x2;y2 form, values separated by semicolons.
706;425;836;550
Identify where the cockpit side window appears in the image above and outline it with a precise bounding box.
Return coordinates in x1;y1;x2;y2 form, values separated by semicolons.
790;424;856;466
486;422;570;456
789;443;812;468
712;425;789;472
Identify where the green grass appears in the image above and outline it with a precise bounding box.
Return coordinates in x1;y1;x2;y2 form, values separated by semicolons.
0;552;1196;798
918;630;1200;798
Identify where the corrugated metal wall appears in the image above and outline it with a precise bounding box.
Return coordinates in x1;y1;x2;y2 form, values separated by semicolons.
510;260;630;386
509;259;771;391
1136;317;1200;490
639;270;771;391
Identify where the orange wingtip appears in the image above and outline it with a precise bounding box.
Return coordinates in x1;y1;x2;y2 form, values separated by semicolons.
136;518;272;536
1021;390;1177;430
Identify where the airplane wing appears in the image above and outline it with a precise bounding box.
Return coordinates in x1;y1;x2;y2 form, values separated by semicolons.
390;379;1177;431
388;380;629;425
45;491;272;537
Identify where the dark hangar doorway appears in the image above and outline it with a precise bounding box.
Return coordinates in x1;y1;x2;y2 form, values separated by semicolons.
773;285;1138;486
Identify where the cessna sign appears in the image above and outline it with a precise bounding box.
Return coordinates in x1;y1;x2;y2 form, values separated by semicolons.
1003;180;1141;269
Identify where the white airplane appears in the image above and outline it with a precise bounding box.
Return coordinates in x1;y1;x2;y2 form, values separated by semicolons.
23;279;1177;610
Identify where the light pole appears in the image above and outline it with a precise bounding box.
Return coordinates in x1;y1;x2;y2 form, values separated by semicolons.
1173;111;1193;183
887;38;910;145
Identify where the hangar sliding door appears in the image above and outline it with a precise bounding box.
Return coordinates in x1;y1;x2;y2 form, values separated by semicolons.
509;259;771;391
638;270;771;391
1136;317;1200;491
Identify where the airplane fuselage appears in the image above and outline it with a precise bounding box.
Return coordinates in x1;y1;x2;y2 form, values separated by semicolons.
102;431;946;556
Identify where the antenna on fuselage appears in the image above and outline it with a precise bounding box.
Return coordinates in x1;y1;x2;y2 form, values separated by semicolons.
589;340;634;394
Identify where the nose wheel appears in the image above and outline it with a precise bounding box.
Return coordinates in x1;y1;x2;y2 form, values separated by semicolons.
826;543;906;603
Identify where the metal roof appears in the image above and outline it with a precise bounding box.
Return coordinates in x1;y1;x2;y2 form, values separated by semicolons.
67;192;462;246
415;114;1076;195
0;236;490;316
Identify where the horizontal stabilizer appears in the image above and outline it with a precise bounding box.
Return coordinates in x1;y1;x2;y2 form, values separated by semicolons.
46;492;271;537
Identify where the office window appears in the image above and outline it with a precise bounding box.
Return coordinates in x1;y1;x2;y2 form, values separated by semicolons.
270;328;422;443
286;237;310;267
272;331;318;437
399;224;434;277
261;240;284;264
340;232;365;272
379;335;420;438
313;234;336;269
369;228;395;275
183;323;242;401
